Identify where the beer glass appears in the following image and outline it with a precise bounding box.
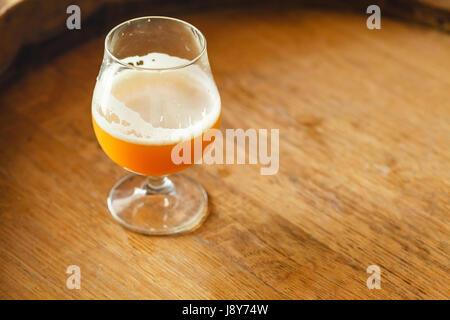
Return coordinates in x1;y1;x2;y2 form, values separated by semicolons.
92;17;221;235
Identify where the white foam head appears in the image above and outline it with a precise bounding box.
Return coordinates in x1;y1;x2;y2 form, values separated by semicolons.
92;53;221;145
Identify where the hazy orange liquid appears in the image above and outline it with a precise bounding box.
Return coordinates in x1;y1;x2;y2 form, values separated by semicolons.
93;115;220;176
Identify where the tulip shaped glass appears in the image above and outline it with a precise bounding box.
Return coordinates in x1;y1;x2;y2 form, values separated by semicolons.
92;17;221;235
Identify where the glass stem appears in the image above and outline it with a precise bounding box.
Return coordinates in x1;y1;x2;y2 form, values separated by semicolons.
145;176;174;195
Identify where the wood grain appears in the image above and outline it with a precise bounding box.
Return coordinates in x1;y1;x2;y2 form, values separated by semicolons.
0;7;449;299
1;0;449;76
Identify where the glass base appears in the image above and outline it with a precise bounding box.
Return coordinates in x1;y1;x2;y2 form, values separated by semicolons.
107;174;208;235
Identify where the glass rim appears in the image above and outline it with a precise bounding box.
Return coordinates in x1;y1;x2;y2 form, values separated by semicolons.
104;16;207;71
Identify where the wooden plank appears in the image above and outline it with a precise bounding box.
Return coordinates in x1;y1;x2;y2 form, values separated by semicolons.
0;0;449;76
0;7;449;299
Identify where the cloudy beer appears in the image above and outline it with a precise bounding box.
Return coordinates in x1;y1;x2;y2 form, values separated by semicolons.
92;53;221;176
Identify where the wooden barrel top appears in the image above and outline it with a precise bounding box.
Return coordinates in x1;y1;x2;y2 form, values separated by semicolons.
0;5;449;299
